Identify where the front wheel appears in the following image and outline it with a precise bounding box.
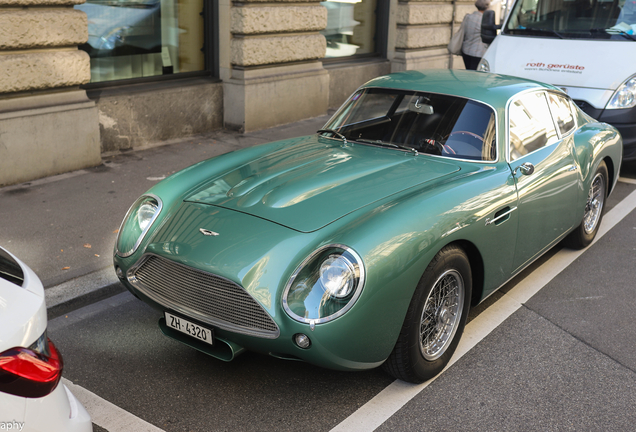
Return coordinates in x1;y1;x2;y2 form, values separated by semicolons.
383;245;472;383
565;161;608;249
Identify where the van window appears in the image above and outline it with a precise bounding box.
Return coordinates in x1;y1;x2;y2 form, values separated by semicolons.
547;93;576;136
509;92;559;161
504;0;634;40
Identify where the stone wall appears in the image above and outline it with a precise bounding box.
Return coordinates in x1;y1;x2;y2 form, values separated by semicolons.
222;0;330;132
391;0;475;72
92;79;224;154
229;2;327;67
0;0;100;186
0;1;90;93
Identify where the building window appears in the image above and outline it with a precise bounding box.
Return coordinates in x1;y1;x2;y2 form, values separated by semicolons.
76;0;205;83
321;0;377;58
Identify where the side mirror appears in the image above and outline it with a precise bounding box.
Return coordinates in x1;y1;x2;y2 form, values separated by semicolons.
481;10;500;44
513;162;535;177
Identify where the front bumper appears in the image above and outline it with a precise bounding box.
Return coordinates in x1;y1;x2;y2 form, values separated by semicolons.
576;101;636;161
120;276;386;371
0;383;93;432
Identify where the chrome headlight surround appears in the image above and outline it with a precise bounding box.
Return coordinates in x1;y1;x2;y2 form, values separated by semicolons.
607;74;636;109
282;244;366;325
115;194;163;258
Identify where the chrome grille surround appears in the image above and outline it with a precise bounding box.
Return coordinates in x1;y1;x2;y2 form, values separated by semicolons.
127;254;280;339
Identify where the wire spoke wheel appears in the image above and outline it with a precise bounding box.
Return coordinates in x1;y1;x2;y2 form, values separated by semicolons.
564;161;608;250
419;269;464;361
383;245;471;383
583;172;605;235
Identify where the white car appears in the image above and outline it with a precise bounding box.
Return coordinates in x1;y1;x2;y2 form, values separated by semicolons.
0;247;92;432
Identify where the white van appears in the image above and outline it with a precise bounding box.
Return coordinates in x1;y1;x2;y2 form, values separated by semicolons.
478;0;636;161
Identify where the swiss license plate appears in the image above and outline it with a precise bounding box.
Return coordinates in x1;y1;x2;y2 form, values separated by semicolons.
165;312;214;345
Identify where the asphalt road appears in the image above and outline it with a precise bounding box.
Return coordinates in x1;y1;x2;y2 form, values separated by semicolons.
46;171;636;431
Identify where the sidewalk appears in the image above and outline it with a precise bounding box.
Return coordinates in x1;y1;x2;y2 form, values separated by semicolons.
0;114;330;317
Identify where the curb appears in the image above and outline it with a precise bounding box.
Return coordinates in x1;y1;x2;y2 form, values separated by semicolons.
45;267;126;319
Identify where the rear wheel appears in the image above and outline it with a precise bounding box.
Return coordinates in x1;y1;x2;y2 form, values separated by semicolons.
565;161;608;249
383;245;472;383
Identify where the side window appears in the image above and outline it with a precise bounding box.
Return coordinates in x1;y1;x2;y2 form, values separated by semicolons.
508;92;559;161
547;93;576;136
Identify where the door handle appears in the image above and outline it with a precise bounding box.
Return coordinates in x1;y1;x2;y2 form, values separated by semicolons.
485;206;517;226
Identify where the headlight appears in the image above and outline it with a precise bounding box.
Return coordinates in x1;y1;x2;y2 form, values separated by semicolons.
319;255;356;298
116;195;162;257
607;75;636;109
477;58;490;72
283;244;365;325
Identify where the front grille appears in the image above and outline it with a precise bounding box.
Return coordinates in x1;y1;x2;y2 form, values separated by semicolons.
129;254;279;338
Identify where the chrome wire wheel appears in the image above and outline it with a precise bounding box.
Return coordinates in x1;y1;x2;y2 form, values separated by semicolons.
419;269;465;361
583;172;606;235
383;245;472;383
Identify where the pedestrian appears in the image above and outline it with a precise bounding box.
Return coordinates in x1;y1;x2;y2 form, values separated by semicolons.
461;0;491;70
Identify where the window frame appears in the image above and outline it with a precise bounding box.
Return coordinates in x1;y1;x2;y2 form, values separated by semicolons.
79;0;219;90
545;91;578;139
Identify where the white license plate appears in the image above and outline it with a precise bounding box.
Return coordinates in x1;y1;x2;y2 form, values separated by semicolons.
165;312;214;345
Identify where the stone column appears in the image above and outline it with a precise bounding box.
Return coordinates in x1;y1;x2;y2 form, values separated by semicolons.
391;0;475;72
222;0;330;132
0;0;100;186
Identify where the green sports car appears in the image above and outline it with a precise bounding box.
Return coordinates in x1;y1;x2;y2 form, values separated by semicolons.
113;70;622;383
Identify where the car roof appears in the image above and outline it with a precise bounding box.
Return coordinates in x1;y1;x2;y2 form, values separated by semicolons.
362;69;559;107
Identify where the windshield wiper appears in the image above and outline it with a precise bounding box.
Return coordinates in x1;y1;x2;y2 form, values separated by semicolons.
317;129;348;145
590;28;636;41
355;138;418;155
507;28;564;39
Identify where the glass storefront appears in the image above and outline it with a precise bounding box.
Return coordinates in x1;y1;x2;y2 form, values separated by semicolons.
321;0;377;58
76;0;204;83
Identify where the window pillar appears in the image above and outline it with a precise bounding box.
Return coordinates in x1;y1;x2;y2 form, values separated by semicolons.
391;0;473;72
222;0;330;132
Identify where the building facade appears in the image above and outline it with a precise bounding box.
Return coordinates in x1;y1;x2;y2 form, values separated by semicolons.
0;0;488;186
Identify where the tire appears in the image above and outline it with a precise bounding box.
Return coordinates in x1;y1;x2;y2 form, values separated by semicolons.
383;245;472;383
565;161;608;249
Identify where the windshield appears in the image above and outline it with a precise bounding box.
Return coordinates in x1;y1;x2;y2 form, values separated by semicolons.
322;88;497;161
504;0;636;40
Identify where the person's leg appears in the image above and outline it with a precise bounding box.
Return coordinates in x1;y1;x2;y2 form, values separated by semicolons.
461;53;481;70
461;53;471;70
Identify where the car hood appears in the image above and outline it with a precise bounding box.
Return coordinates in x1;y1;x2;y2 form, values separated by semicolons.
184;138;461;232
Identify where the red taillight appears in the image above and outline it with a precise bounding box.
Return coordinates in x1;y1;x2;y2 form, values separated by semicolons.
0;338;64;398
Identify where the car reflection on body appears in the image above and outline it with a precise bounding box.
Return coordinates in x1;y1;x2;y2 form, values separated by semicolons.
113;70;622;383
0;247;92;432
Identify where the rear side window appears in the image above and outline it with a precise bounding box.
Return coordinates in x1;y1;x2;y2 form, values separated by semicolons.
508;91;559;161
0;248;24;286
547;92;576;136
